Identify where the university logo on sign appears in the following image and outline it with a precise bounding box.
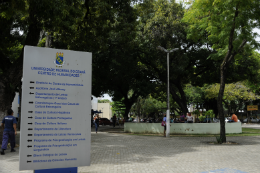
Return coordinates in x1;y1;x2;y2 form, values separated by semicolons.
54;52;65;67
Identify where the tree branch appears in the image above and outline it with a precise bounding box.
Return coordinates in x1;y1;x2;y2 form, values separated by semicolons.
227;39;247;63
222;4;240;67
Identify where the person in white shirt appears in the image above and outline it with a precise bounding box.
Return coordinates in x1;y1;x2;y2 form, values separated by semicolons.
186;112;193;123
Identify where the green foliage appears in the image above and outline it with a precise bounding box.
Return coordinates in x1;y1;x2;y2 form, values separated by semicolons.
204;82;260;102
130;96;146;117
98;99;111;103
135;0;215;114
205;110;215;119
38;38;46;47
130;95;166;118
185;84;204;105
143;96;166;116
110;100;125;117
244;51;260;94
216;136;222;144
183;0;260;53
198;115;205;122
193;109;201;117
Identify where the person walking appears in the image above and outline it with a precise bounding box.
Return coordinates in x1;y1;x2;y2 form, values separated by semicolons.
112;114;117;127
163;114;167;137
1;109;17;155
94;114;100;133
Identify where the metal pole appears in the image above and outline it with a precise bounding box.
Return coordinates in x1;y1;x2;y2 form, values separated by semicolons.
157;46;179;138
166;52;170;137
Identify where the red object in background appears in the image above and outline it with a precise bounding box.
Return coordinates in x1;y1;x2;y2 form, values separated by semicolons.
99;118;112;125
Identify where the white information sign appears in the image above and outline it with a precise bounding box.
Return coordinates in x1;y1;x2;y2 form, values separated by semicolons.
19;46;92;170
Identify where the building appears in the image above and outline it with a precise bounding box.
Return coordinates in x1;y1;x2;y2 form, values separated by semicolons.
91;96;112;119
97;103;112;119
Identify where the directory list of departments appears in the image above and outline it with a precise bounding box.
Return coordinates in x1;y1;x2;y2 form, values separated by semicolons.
19;46;92;171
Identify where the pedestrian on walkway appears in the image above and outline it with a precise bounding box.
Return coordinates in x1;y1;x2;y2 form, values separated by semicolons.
1;109;17;155
163;114;167;137
180;113;186;123
112;114;117;127
94;114;100;133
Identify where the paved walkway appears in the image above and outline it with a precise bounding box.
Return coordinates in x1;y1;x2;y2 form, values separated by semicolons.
1;126;260;173
241;123;260;129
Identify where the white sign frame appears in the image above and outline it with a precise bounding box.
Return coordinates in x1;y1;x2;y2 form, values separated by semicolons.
19;46;92;170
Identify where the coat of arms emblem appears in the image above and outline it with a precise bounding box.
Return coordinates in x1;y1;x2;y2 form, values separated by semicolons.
54;52;65;67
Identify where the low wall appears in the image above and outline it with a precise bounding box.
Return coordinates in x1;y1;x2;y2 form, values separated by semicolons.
124;123;242;134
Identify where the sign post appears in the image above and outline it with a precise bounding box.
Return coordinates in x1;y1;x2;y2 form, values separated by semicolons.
19;46;92;172
247;105;258;123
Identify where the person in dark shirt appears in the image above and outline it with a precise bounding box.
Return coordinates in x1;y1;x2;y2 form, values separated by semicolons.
1;109;17;155
94;114;100;133
112;114;117;127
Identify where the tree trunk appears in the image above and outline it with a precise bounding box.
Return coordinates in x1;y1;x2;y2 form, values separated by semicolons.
0;80;16;116
0;110;7;145
124;104;132;121
217;65;226;143
45;31;52;48
0;1;41;144
0;79;15;144
169;85;188;115
122;94;138;121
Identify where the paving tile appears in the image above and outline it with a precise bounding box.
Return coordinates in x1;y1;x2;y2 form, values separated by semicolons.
1;126;260;173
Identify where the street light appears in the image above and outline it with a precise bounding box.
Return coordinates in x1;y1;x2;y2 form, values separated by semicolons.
157;46;179;138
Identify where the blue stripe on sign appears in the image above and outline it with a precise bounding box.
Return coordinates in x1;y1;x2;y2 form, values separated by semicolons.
34;167;77;173
199;168;248;173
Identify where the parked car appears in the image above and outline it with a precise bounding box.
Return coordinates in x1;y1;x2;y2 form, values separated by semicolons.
225;117;230;123
99;118;112;126
243;117;259;123
212;117;240;123
119;118;125;125
140;119;147;123
213;118;220;123
147;118;155;123
155;118;162;123
225;117;240;123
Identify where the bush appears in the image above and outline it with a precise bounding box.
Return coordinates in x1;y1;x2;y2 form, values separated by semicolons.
198;115;205;122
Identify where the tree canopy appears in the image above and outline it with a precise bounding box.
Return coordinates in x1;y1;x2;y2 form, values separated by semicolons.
183;0;260;142
1;0;260;135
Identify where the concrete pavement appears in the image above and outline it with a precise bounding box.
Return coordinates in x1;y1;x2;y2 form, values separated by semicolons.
0;125;260;173
241;123;260;129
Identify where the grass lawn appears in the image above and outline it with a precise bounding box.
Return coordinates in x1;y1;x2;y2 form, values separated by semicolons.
123;128;260;137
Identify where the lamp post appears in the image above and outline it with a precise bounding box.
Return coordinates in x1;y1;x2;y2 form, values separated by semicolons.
157;46;179;137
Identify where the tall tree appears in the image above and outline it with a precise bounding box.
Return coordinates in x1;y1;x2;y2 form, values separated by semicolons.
135;0;213;115
85;0;156;120
183;0;260;142
0;0;83;118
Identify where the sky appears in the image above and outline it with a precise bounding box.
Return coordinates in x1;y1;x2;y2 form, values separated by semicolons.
102;94;112;101
254;28;260;52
